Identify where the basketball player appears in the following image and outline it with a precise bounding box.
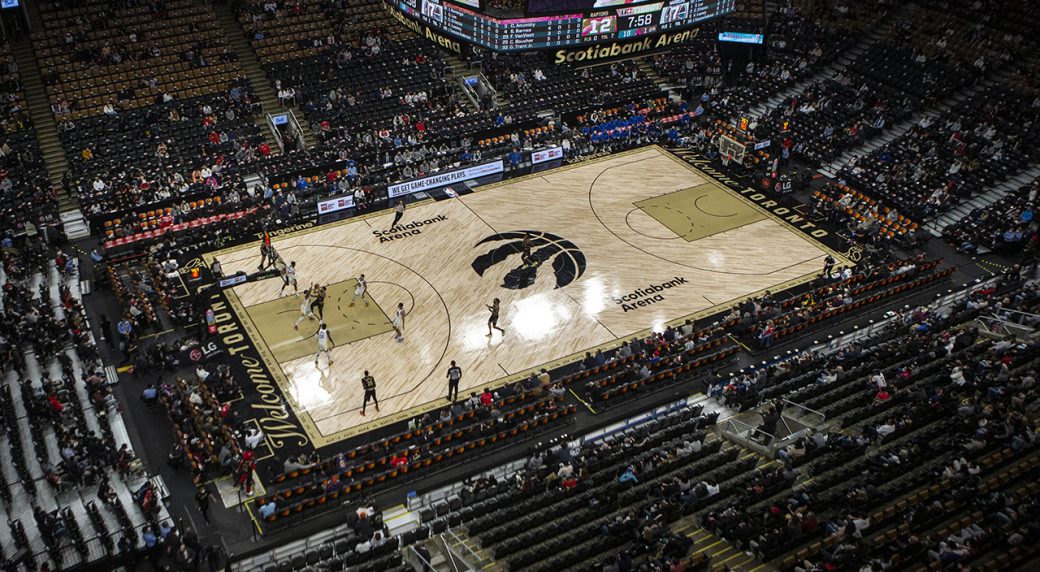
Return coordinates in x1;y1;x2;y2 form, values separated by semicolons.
391;302;407;342
310;283;328;320
520;234;538;268
390;199;405;230
293;286;315;329
257;242;272;271
280;261;298;295
446;360;462;402
313;322;335;365
486;298;504;337
360;370;379;416
349;274;369;307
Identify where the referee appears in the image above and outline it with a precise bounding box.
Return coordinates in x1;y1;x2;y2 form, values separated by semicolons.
360;370;379;416
446;361;462;402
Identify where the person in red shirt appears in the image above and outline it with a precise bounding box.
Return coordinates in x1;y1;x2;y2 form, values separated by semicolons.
390;452;408;469
258;143;270;157
480;388;493;407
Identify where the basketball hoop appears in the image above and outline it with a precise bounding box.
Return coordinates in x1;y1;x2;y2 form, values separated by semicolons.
718;134;747;166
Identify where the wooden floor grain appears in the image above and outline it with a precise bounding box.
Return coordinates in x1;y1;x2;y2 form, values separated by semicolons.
207;147;842;447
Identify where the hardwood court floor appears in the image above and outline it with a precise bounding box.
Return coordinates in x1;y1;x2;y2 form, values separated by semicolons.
207;146;845;447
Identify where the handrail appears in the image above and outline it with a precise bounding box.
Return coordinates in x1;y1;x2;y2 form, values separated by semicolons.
725;417;775;443
444;529;486;569
979;314;1032;329
782;400;827;424
407;544;435;572
442;534;462;572
989;307;1040;322
288;109;307;150
266;113;284;152
807;275;1001;355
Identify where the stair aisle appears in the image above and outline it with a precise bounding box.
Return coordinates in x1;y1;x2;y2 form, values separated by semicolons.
441;53;482;113
924;163;1040;238
213;2;285;152
9;40;68;196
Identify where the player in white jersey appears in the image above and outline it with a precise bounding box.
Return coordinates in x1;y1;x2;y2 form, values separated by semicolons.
280;261;298;295
349;274;368;307
293;287;316;330
313;322;335;366
391;302;406;342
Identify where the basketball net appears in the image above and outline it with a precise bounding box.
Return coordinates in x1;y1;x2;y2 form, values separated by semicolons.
722;153;732;166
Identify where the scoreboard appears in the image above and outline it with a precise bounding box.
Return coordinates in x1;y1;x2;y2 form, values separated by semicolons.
386;0;736;52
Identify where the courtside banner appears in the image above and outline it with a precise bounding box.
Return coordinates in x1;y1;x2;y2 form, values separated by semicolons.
317;194;356;215
387;160;504;199
531;146;564;165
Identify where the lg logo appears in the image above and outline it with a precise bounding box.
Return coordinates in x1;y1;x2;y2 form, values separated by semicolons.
189;341;222;362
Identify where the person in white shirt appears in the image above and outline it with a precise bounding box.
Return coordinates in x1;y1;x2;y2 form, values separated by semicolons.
313;322;335;366
871;371;886;389
392;303;407;342
349;274;369;307
293;287;316;329
280;261;298;295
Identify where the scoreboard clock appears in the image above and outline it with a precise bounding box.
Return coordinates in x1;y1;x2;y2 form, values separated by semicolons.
386;0;736;52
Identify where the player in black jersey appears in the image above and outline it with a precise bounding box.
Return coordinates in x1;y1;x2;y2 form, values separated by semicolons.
486;298;504;337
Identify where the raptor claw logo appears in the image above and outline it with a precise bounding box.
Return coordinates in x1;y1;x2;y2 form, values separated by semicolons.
472;230;586;290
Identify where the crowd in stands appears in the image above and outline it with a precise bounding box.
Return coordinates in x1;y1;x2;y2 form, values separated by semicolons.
697;266;1040;571
3;0;1038;569
34;0;271;225
417;404;735;572
811;182;922;247
840;81;1040;220
253;384;577;529
944;175;1039;254
233;502;410;572
0;43;59;237
0;233;190;569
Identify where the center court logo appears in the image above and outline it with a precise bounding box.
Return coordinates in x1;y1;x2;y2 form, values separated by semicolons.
472;230;586;290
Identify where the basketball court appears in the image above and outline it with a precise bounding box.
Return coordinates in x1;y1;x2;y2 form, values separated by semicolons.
204;146;846;448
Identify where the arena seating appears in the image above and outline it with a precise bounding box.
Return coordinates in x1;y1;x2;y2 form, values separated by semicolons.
229;502;412;572
701;275;1040;571
811;183;922;244
426;405;741;572
841;91;1040;220
0;241;173;569
255;392;577;531
0;43;58;237
3;0;1038;570
943;175;1038;254
653;10;853;113
32;0;267;224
